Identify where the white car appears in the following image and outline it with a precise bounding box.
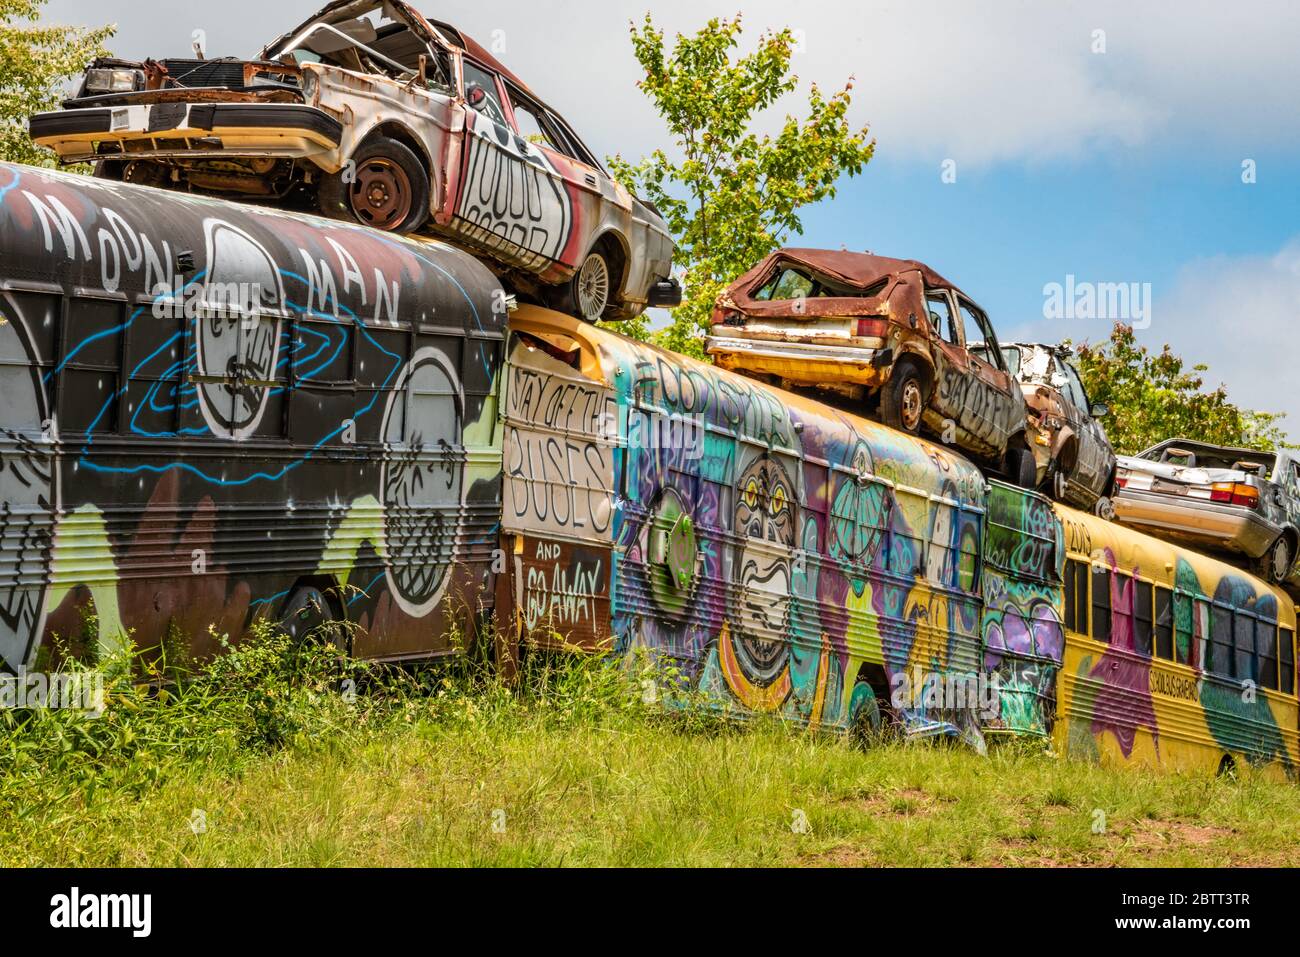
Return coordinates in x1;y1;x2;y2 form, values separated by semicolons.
28;0;680;322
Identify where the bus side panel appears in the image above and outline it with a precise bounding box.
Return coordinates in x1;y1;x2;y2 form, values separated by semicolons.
980;482;1065;739
508;310;992;737
1053;506;1299;780
0;163;506;670
500;333;615;652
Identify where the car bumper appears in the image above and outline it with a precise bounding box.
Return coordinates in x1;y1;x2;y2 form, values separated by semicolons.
29;103;342;163
646;277;682;309
706;332;890;386
1112;488;1280;558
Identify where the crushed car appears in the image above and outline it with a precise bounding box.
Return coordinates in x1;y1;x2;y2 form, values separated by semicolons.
27;0;680;322
1112;439;1300;589
707;248;1038;486
971;341;1116;512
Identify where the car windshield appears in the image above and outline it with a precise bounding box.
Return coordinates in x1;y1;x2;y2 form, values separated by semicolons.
751;265;872;302
1145;443;1277;473
267;2;452;89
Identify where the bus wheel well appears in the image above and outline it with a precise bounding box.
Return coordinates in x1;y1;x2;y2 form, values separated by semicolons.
855;663;891;704
1217;753;1238;779
279;576;346;623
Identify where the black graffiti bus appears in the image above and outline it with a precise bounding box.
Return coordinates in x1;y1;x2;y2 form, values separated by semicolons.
0;162;504;671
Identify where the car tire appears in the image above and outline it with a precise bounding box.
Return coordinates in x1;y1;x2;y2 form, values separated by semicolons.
1257;535;1294;586
879;357;928;435
1005;442;1038;489
558;249;613;323
319;137;430;234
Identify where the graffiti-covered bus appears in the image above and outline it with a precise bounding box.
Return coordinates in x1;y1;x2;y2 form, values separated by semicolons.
503;305;1048;745
0;162;506;670
1052;505;1298;779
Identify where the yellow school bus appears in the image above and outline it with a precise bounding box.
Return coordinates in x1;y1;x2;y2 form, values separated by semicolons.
1054;505;1299;779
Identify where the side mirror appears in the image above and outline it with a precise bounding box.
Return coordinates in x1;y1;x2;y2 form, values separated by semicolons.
1090;403;1109;418
467;86;485;107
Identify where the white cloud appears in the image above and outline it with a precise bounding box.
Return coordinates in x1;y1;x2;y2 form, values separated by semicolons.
1156;239;1300;428
43;0;1300;167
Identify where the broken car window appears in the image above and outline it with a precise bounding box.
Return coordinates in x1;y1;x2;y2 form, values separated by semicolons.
508;89;562;153
754;268;816;302
959;299;1003;369
926;291;961;346
462;60;508;126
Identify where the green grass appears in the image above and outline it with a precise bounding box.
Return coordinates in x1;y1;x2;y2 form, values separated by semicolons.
4;628;1300;867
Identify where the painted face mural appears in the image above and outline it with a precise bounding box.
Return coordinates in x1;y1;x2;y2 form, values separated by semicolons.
724;454;797;693
194;219;286;441
381;348;465;618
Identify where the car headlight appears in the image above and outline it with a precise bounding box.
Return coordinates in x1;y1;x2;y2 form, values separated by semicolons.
84;68;142;94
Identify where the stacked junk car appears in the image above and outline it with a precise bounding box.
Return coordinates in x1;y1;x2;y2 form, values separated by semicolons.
7;1;1298;782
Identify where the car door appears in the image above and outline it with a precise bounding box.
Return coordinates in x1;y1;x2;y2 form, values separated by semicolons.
503;84;605;271
1061;360;1108;490
448;58;571;272
956;297;1020;455
924;288;970;427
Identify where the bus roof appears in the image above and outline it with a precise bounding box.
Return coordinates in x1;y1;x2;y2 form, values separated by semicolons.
509;304;990;510
0;162;503;337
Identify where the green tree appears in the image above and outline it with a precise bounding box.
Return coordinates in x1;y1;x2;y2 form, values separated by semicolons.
0;0;114;167
608;14;874;355
1075;323;1288;455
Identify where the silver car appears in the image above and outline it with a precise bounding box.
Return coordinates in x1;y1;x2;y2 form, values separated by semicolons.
1113;438;1300;589
974;342;1117;512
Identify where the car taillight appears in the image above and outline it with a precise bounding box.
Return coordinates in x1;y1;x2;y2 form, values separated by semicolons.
1210;482;1260;508
855;317;886;337
1115;476;1128;488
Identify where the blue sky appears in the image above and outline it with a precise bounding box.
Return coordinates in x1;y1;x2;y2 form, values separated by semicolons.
43;0;1300;428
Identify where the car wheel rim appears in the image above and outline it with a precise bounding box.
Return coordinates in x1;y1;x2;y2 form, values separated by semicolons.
1274;541;1290;581
901;380;922;430
350;158;412;231
576;252;609;321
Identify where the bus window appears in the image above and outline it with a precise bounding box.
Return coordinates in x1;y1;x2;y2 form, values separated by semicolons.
1259;624;1279;691
1064;558;1088;633
1172;592;1195;665
1112;572;1134;647
1134;579;1153;657
60;298;123;434
1091;566;1111;643
1154;586;1174;660
1208;605;1233;677
1073;561;1088;632
1233;613;1256;683
1281;627;1295;695
1064;559;1076;630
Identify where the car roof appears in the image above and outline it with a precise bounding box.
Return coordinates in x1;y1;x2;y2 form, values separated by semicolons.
261;1;542;101
728;247;967;299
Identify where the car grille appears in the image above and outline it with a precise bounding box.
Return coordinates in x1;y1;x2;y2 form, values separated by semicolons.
160;59;247;89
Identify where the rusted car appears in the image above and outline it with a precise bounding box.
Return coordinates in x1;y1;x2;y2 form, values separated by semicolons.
27;0;679;322
972;341;1116;511
708;248;1037;486
1113;439;1300;588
